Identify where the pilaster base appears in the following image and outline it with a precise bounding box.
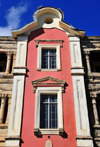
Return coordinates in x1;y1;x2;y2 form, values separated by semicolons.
76;136;93;147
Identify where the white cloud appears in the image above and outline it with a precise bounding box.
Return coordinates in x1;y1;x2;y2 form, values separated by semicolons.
0;5;27;36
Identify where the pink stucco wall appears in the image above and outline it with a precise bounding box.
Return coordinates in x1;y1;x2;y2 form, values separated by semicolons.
21;28;77;147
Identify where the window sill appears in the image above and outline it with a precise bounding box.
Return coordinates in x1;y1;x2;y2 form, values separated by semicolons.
34;128;64;135
38;69;58;71
39;129;59;135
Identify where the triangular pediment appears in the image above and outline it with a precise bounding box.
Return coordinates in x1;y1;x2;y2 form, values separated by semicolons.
32;76;65;84
32;76;66;93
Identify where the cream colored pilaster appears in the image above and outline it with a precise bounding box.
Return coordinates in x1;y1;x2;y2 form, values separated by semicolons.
6;96;11;124
5;52;12;74
92;97;99;125
84;51;91;73
0;97;6;124
69;36;93;147
5;36;28;147
11;53;16;73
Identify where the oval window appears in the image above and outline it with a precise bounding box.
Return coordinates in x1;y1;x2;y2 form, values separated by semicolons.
44;17;53;24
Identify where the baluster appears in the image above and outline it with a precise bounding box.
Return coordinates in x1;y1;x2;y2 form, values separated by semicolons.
6;96;11;124
0;97;7;124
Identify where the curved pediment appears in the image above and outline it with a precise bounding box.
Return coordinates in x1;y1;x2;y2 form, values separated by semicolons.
12;6;85;38
32;76;66;93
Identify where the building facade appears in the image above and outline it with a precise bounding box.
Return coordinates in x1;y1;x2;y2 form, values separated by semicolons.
0;6;100;147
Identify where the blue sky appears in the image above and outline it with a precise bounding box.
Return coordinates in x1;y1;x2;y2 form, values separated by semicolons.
0;0;100;36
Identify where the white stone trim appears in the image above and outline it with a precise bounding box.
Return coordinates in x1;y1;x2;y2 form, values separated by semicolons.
5;37;28;146
5;76;25;146
15;37;28;68
34;87;63;135
69;37;82;68
69;36;93;146
37;44;61;71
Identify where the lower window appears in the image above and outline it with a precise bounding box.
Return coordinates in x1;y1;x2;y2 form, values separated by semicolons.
34;87;63;135
40;94;58;129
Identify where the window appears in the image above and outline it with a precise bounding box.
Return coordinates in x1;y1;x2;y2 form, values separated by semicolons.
40;94;58;129
34;87;63;135
42;49;56;69
37;44;61;71
92;62;100;72
0;53;7;72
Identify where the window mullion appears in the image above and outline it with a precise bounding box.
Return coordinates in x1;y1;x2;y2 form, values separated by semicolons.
48;95;50;128
48;50;50;69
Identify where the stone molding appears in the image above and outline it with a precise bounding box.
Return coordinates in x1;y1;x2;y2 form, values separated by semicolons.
0;124;8;129
71;72;85;75
76;136;93;140
84;51;90;55
5;136;21;140
0;74;13;79
71;67;84;69
32;76;66;93
35;39;64;48
0;94;12;98
90;92;97;98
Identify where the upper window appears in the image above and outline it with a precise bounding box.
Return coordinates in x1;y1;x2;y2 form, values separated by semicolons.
37;44;61;71
42;49;56;69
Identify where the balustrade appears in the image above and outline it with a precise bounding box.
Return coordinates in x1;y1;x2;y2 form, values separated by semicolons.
0;94;11;125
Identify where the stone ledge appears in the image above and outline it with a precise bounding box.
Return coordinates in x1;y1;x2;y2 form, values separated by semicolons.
94;125;100;128
3;146;20;147
5;136;21;140
0;124;8;129
71;66;84;69
71;72;85;75
0;137;5;142
0;74;13;79
76;135;93;140
77;146;93;147
14;66;27;69
94;138;100;141
13;73;26;75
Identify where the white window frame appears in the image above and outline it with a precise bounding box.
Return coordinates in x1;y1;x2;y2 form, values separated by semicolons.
34;87;63;135
37;44;61;71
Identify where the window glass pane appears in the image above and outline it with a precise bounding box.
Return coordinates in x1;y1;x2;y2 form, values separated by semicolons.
42;49;48;55
50;104;57;112
96;66;100;72
50;56;56;69
40;104;48;128
50;49;56;55
50;94;57;102
41;95;48;102
42;49;56;69
42;56;48;68
40;94;57;129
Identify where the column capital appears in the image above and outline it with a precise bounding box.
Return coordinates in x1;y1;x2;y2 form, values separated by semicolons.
6;52;12;59
84;51;90;55
6;51;13;55
90;92;97;98
0;94;12;98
